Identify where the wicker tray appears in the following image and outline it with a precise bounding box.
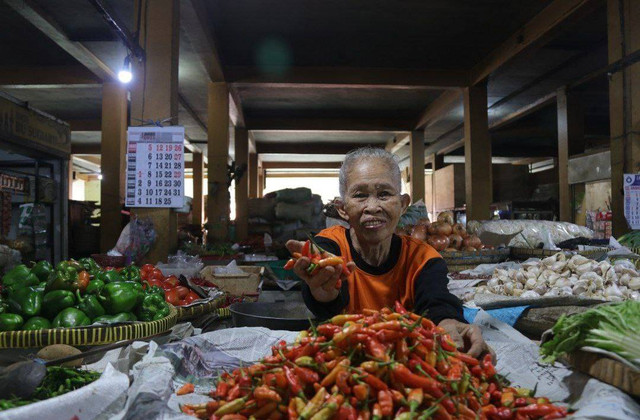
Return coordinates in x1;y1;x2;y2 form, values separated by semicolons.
441;249;510;265
510;247;610;261
176;296;226;321
562;350;640;397
0;305;177;349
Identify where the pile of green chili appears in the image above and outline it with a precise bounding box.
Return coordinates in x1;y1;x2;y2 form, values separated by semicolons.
0;366;101;411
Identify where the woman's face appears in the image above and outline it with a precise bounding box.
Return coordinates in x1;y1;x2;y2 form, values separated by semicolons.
337;158;410;245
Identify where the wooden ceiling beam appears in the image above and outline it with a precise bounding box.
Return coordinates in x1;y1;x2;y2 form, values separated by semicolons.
262;162;342;169
470;0;600;86
71;143;101;154
228;66;467;89
182;0;225;83
489;93;557;130
68;119;102;131
248;117;414;131
257;142;359;155
414;0;598;131
385;132;411;153
414;90;462;129
0;66;100;86
6;0;115;81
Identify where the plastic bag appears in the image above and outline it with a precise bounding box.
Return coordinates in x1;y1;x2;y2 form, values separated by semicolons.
213;260;246;275
473;220;594;248
112;216;156;263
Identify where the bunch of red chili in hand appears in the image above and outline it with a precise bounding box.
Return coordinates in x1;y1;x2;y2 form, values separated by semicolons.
180;302;570;420
284;239;351;289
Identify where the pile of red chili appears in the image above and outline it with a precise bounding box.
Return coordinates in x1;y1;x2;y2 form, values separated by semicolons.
180;302;569;420
283;239;350;289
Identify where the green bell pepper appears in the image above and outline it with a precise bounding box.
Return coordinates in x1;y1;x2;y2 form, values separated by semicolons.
85;279;105;295
120;265;141;282
78;258;101;275
35;282;47;293
97;270;123;283
0;298;8;314
52;308;91;328
45;261;88;292
23;316;51;330
7;286;43;317
0;313;23;331
75;290;105;320
93;312;137;324
99;282;140;314
31;261;53;282
144;284;165;299
1;264;39;293
136;293;170;321
42;290;76;318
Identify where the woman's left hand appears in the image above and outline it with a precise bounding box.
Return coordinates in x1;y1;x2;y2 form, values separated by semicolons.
438;319;496;362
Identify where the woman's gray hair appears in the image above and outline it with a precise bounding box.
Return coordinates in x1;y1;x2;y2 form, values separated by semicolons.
339;146;402;199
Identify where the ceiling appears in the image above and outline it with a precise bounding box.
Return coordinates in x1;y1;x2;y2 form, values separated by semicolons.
205;0;551;70
0;0;612;170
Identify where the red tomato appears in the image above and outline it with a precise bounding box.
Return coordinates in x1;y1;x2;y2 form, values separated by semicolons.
144;278;164;290
140;264;155;280
149;270;165;282
141;264;155;272
163;276;180;289
184;291;200;304
165;289;180;306
174;286;190;299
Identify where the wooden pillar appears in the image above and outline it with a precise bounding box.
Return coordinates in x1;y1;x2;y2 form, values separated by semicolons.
130;0;179;262
609;0;640;236
257;157;264;198
425;153;444;217
192;152;204;225
464;83;492;221
234;128;249;241
249;152;258;198
557;87;584;222
409;131;425;202
99;82;127;252
207;82;230;241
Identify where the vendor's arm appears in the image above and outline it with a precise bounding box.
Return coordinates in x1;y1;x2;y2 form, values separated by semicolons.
414;258;495;360
413;258;465;324
286;238;354;320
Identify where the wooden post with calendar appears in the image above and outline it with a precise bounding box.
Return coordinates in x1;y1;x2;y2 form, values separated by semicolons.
126;126;185;209
624;174;640;230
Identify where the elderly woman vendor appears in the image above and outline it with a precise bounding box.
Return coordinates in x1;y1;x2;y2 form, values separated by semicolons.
287;147;492;359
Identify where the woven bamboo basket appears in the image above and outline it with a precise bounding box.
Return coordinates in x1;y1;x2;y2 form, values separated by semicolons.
441;249;510;266
510;247;611;261
0;305;177;349
176;295;227;321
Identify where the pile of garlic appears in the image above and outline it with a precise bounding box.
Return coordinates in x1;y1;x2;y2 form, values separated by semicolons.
474;253;640;301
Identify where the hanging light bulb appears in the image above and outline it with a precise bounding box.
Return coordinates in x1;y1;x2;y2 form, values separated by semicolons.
118;55;132;83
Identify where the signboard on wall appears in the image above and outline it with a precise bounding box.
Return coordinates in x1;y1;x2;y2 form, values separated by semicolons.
0;93;70;156
125;126;184;208
623;174;640;229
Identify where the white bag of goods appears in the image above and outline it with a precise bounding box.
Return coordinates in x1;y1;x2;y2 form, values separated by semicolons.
470;220;594;248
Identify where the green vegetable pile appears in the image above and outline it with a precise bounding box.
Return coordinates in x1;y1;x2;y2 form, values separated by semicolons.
0;258;171;332
0;366;101;411
617;230;640;248
540;300;640;369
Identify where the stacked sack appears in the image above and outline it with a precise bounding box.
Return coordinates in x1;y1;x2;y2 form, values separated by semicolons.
247;187;325;244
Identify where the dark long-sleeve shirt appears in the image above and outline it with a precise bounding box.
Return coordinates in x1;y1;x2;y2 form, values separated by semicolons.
301;231;466;324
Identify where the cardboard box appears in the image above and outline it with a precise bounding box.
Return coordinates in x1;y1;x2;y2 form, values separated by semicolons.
200;265;264;296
